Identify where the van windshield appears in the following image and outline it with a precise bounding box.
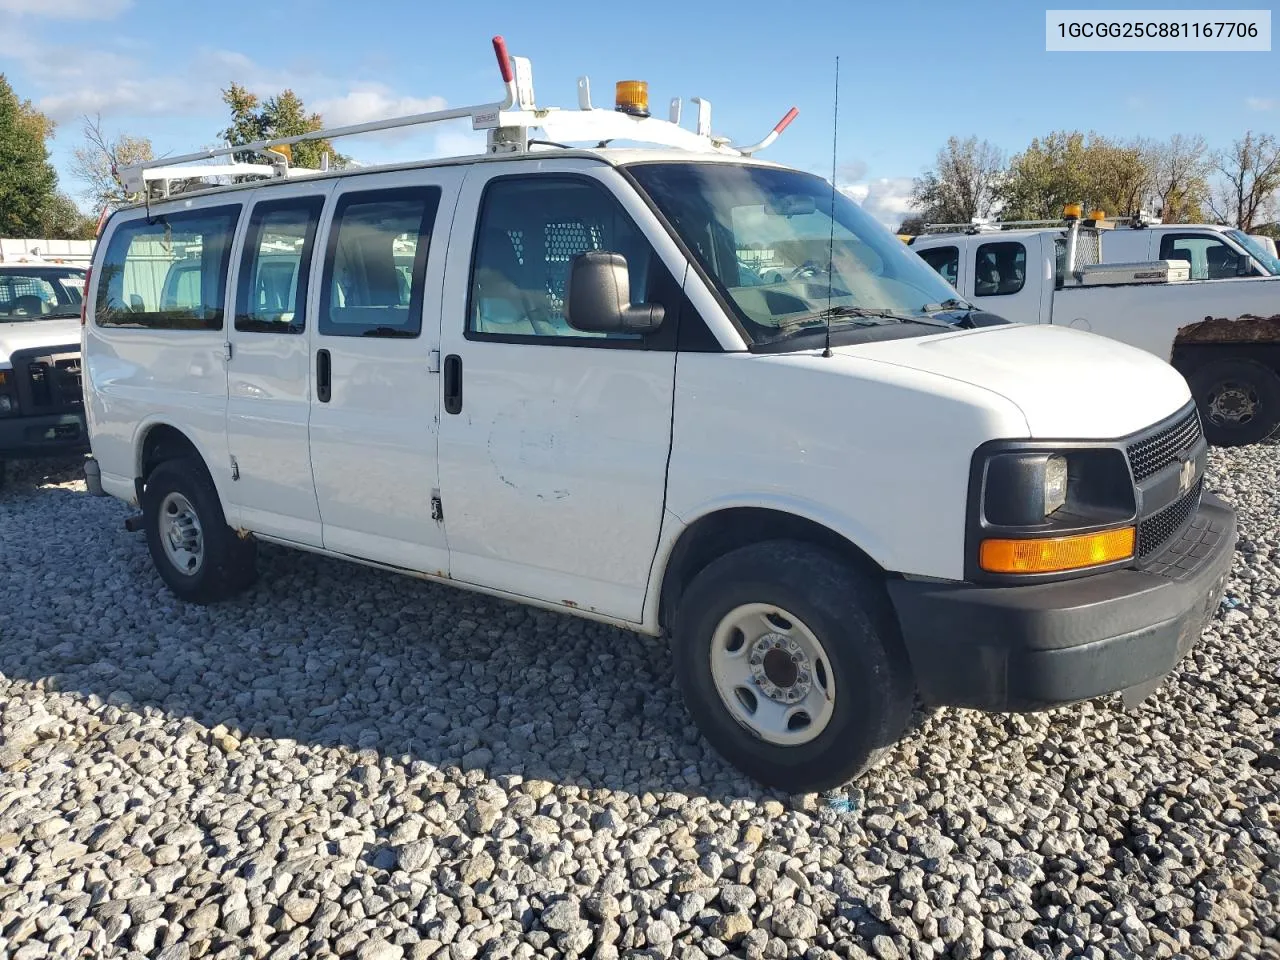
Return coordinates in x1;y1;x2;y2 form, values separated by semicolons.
0;268;85;323
626;162;971;346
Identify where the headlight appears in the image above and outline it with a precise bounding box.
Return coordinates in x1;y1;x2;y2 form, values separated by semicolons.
971;447;1137;579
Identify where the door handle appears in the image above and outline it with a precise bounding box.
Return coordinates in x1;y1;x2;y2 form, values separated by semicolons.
443;354;462;415
316;349;331;403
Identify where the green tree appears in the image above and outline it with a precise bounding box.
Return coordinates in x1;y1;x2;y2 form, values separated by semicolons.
219;83;349;170
0;73;59;235
997;131;1153;221
37;193;96;240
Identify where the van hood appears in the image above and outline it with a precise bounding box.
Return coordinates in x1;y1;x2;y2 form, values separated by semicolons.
845;323;1191;439
0;318;81;364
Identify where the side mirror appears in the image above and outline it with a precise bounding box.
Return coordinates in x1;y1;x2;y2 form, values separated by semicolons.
565;251;664;334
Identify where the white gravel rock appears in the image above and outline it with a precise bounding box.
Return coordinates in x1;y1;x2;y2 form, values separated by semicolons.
1;451;1278;960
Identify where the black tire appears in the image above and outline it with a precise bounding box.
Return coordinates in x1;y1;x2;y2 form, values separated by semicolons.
1186;357;1280;447
672;539;914;793
142;458;257;603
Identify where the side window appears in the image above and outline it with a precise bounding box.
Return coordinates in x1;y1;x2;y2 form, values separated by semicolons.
468;177;657;342
917;245;959;287
95;205;241;330
1159;234;1241;281
319;187;440;339
974;241;1026;297
235;196;324;334
1054;238;1066;289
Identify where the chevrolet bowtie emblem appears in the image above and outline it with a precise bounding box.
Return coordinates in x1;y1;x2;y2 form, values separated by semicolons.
1178;455;1195;495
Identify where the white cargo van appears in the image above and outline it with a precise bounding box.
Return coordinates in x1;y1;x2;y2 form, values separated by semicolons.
81;38;1237;792
911;220;1280;446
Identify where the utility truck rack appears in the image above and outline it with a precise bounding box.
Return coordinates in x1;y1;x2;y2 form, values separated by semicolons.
118;35;799;200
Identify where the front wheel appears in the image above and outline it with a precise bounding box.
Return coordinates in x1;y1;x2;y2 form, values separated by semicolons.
1186;357;1280;447
672;540;914;793
142;458;257;603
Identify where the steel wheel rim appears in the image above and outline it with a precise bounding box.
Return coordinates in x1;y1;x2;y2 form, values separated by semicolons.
709;602;836;746
159;492;204;576
1208;380;1258;425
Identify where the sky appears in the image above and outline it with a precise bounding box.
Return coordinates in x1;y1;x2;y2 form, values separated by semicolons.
1;0;1276;227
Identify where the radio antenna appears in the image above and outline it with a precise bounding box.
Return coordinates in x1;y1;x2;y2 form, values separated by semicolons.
823;55;839;359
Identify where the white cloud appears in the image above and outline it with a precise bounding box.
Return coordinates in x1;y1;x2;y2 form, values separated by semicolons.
1246;96;1276;111
839;177;918;229
0;0;131;18
313;85;447;128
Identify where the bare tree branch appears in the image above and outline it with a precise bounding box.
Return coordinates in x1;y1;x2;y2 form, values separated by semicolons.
69;113;153;211
1208;132;1280;230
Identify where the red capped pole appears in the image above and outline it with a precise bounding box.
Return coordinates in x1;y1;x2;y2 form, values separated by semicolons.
734;106;800;156
492;35;514;83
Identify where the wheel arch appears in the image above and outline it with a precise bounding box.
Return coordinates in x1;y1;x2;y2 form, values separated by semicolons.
130;419;228;511
654;505;888;634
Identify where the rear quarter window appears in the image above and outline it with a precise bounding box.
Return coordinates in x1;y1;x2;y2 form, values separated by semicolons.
95;205;242;331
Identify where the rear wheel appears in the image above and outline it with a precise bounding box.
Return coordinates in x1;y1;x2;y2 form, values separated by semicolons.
672;539;914;793
143;458;257;603
1186;357;1280;447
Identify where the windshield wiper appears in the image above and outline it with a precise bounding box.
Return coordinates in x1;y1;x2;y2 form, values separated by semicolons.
920;298;968;313
785;305;957;331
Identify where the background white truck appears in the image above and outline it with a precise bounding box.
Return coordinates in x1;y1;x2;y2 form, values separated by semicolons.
1095;221;1279;280
0;263;91;485
910;218;1280;445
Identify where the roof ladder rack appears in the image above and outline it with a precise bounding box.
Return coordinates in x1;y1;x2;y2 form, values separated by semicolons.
118;35;800;201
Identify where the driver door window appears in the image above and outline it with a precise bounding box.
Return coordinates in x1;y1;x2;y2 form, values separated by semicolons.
1159;234;1242;280
467;177;657;342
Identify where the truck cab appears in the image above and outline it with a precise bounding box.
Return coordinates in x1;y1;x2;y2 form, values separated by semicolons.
0;263;90;485
1101;223;1277;280
80;37;1238;793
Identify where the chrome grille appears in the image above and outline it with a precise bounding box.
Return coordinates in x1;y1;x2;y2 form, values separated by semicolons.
1138;477;1204;558
1126;406;1202;482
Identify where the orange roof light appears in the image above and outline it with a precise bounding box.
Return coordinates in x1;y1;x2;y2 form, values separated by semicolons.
615;80;650;117
1088;208;1107;221
980;527;1135;574
1063;203;1083;220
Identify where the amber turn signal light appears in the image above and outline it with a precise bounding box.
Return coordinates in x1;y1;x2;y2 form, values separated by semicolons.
979;527;1135;574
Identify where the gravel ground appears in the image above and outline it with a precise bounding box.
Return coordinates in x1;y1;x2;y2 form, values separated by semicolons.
0;449;1277;960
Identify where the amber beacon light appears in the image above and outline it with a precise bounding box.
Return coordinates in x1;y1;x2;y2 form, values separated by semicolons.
615;80;650;117
979;527;1135;575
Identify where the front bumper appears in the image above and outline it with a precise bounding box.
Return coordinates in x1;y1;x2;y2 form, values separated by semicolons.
886;492;1237;711
0;411;89;460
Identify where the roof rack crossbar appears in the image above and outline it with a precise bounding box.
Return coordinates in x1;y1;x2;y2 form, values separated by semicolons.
116;35;799;202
